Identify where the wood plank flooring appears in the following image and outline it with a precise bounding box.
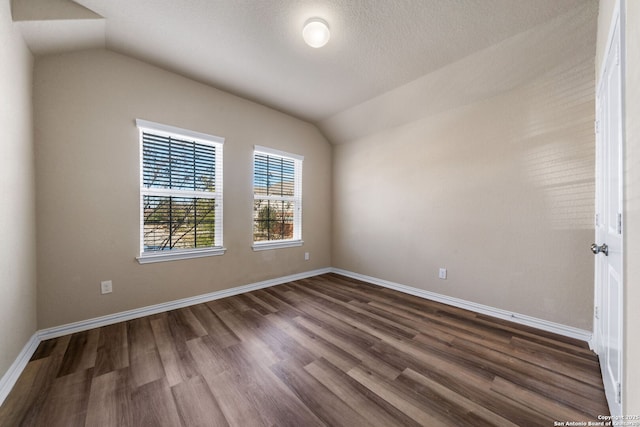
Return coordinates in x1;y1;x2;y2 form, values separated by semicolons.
0;273;609;426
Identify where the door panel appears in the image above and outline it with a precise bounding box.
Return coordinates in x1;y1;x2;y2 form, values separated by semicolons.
595;7;623;417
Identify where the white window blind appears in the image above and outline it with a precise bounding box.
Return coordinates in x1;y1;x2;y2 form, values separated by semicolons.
252;146;303;249
136;119;224;263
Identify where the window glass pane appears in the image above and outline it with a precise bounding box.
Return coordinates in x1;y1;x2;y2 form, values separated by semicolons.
253;199;294;242
143;132;216;192
253;153;295;197
143;195;217;252
253;148;301;244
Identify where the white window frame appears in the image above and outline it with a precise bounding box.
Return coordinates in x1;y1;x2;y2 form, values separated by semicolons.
136;119;225;264
252;145;303;251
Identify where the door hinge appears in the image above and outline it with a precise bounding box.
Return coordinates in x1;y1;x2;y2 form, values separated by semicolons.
617;382;622;404
595;120;600;134
595;306;599;319
595;213;599;227
618;213;623;234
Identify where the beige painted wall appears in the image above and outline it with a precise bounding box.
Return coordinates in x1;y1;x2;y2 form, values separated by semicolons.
0;0;37;377
332;15;596;330
596;0;640;415
34;49;332;329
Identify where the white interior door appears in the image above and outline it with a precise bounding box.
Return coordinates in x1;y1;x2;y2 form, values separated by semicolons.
594;6;624;417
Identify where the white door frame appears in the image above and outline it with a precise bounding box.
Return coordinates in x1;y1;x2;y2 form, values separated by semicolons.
594;0;625;417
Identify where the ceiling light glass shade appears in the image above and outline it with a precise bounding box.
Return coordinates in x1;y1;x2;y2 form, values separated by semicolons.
303;18;330;48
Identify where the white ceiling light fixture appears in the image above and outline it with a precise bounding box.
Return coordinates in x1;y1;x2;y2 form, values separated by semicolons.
303;18;330;48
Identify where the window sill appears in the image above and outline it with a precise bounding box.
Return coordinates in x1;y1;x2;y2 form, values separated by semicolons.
252;240;304;251
137;247;226;264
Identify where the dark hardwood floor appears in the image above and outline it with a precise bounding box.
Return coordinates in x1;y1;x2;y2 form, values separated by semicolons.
0;273;609;426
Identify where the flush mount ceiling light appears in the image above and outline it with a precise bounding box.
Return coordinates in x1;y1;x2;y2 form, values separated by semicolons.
303;18;330;48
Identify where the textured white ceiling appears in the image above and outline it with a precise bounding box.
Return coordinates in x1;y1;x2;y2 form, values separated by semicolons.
320;1;597;144
62;0;588;123
12;0;597;126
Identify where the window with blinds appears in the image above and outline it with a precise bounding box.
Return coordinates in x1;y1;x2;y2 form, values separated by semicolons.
253;146;303;250
136;119;225;263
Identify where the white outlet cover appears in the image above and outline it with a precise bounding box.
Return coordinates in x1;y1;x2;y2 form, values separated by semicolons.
438;268;447;279
101;280;113;294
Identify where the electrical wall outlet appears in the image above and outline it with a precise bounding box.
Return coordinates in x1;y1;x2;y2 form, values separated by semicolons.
438;268;447;280
304;252;310;261
101;280;113;294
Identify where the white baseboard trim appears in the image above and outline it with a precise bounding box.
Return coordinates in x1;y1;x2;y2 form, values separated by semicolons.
331;268;593;344
38;267;332;340
0;267;331;407
0;333;40;407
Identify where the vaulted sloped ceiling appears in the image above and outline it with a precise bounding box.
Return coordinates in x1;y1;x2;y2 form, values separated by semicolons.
11;0;105;54
13;0;596;143
320;2;597;144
